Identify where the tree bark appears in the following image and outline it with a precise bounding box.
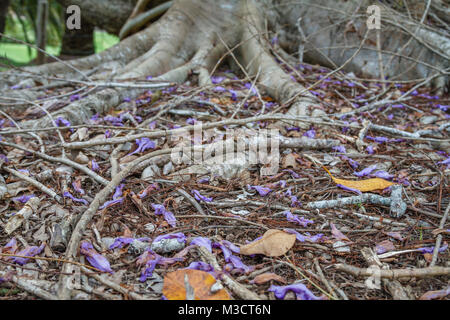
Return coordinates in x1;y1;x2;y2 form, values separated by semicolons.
0;0;10;41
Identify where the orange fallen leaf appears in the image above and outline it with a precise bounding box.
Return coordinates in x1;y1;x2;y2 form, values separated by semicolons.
322;166;394;192
163;269;230;300
251;273;287;285
240;229;296;257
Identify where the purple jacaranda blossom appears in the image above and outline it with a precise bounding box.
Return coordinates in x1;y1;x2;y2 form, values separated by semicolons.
198;177;210;184
213;86;227;92
284;188;292;197
148;121;157;130
372;170;394;180
284;229;324;243
103;115;124;127
2;238;18;254
12;194;35;203
129;138;156;155
211;76;226;84
123;97;131;102
283;169;300;179
341;156;359;169
303;129;316;138
212;241;239;261
63;191;89;205
153;232;186;244
54;117;74;132
99;198;123;210
244;82;258;95
354;164;377;177
438;157;450;168
366;136;389;144
417;243;448;254
151;204;177;227
192;190;213;202
366;145;375;154
137;248;184;281
283;211;313;227
72;180;85;195
229;89;238;101
190;237;212;253
185;261;215;273
290;196;301;207
336;184;362;194
112;184;124;200
391;104;404;109
0;154;9;163
375;240;396;254
17;169;30;175
387;114;394;120
10;243;45;265
104;130;111;138
271;36;279;45
435;104;448;112
90;114;100;123
285;126;300;132
70;94;81;102
268;283;323;300
278;180;287;188
247;185;272;196
80;241;113;273
227;255;254;274
137;183;160;199
186;118;198;125
90;159;100;171
332;146;346;153
109;237;151;249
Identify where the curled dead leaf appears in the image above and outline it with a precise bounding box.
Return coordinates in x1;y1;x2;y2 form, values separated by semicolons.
239;229;296;257
163;269;230;300
251;273;287;285
323;166;394;192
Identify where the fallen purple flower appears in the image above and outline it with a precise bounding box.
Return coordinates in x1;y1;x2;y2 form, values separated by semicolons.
151;204;177;227
372;170;394;180
190;237;212;253
283;211;313;227
354;164;377;177
90;159;100;171
63;191;89;205
192;190;213;202
129;138;156;155
336;184;362;195
80;241;113;273
417;243;448;254
303;129;316;139
332;146;346;153
11;243;45;265
99;198;123;210
12;194;35;203
283;169;300;179
247;185;272;196
268;283;323;300
153;232;186;244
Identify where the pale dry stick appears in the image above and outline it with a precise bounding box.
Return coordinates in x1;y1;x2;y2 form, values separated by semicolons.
313;259;338;300
0;140;109;186
0;272;58;300
80;267;150;300
430;202;450;267
175;188;207;216
196;246;264;300
2;167;62;204
336;264;450;280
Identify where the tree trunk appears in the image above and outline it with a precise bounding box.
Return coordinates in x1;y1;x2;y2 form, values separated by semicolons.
0;0;10;41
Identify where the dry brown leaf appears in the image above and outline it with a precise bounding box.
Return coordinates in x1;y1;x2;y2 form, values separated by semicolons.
323;166;394;192
282;153;299;169
240;229;296;257
251;273;287;285
163;269;230;300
